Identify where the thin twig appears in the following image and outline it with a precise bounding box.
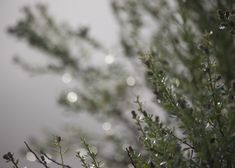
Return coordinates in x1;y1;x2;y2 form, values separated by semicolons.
126;148;137;168
41;152;72;168
172;134;195;150
76;153;90;168
10;154;19;168
12;160;19;168
58;143;65;168
24;141;50;168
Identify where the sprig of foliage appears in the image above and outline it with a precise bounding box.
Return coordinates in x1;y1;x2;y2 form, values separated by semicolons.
3;0;235;168
24;137;71;168
218;9;235;34
76;138;103;168
130;97;188;167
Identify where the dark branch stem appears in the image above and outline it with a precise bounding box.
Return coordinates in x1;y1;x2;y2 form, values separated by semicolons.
172;134;195;150
24;141;50;168
126;148;137;168
58;144;65;168
11;158;19;168
41;152;72;168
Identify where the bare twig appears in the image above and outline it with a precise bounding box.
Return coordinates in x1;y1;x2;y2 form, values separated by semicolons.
41;152;72;168
126;147;137;168
24;141;50;168
12;159;19;168
3;152;20;168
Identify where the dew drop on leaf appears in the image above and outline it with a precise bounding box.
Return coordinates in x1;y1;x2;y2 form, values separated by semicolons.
160;161;167;166
219;25;226;30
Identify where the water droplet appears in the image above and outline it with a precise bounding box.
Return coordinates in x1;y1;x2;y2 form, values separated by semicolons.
160;161;167;166
90;164;95;168
139;114;144;120
62;73;72;84
26;152;36;162
67;91;78;103
174;78;180;87
161;76;167;83
126;76;136;86
219;25;226;30
102;122;111;131
206;122;212;130
105;54;115;64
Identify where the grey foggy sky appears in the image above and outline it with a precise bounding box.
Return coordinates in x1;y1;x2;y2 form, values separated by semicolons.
0;0;117;167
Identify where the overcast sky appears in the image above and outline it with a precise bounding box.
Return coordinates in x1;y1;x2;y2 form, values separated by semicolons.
0;0;117;167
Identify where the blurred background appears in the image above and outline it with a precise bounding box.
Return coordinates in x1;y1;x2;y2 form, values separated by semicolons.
0;0;119;167
2;0;232;168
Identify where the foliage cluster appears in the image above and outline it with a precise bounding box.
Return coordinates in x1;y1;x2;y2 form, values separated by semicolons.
3;0;235;168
